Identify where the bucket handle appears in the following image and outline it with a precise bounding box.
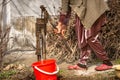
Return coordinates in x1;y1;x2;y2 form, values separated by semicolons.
34;64;59;75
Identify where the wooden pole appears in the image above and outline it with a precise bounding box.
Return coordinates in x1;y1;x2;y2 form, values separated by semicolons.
35;18;46;61
2;0;11;32
0;0;11;68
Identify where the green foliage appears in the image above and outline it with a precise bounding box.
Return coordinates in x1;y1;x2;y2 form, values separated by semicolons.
114;59;120;64
58;70;64;74
0;70;17;79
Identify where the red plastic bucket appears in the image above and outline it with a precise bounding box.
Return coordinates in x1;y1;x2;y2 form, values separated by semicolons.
32;59;59;80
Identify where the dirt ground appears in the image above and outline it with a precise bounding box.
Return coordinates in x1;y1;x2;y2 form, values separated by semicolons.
2;51;120;80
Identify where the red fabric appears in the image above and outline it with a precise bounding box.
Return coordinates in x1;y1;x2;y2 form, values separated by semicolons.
74;13;109;65
59;13;70;25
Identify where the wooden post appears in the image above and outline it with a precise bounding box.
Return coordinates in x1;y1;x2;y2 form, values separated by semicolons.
0;0;11;68
35;18;46;61
1;0;11;32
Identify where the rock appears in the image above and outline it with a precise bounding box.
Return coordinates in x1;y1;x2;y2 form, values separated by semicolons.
17;64;25;70
3;64;14;70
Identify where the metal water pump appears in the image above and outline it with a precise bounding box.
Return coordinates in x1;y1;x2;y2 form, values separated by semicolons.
35;5;48;61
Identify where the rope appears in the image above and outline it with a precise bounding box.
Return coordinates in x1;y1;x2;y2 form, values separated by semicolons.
11;0;23;16
0;0;12;6
22;0;40;16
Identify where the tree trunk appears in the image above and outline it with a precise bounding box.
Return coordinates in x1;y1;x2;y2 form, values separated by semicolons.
0;0;11;68
2;0;11;31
